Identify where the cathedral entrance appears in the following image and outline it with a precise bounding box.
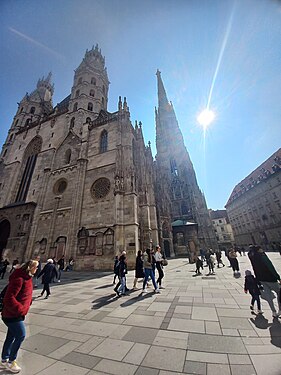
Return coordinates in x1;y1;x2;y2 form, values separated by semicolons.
164;240;170;258
0;219;11;257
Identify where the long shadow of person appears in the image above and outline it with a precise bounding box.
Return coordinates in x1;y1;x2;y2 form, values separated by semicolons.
250;315;281;348
91;293;117;309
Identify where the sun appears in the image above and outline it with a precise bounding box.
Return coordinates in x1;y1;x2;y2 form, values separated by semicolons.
197;108;215;129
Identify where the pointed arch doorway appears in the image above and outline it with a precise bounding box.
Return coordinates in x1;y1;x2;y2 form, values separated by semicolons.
0;219;11;257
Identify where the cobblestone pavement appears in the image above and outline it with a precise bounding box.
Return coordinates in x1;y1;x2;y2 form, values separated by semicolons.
0;253;280;375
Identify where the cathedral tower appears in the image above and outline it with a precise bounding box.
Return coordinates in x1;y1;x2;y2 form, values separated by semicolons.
155;71;217;259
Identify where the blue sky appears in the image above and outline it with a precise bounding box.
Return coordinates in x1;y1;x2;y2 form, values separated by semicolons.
0;0;280;209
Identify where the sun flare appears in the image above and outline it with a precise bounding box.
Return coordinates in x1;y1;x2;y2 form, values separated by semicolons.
197;108;215;129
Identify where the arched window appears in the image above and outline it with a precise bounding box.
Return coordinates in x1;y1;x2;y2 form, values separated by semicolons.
15;136;42;203
30;107;35;114
102;85;105;94
86;117;91;124
88;102;93;111
78;77;82;84
15;119;19;126
100;130;108;153
20;107;23;113
25;118;31;126
9;134;14;141
75;90;80;98
176;232;185;246
73;102;78;111
101;97;104;107
65;149;71;164
90;89;95;97
181;201;189;215
70;117;75;128
91;77;96;85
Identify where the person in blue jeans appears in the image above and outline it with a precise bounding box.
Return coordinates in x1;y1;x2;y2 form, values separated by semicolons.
1;259;39;373
142;248;160;294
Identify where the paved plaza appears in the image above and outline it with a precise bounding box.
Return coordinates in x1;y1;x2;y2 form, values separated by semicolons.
0;253;281;375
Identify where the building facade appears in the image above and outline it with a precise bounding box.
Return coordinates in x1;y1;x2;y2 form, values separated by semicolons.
0;46;217;269
225;149;281;250
209;209;234;251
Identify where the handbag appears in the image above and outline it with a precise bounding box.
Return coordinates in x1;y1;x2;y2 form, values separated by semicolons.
162;258;168;267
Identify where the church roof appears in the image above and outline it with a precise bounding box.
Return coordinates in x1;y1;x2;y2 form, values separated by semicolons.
172;220;197;227
225;148;281;207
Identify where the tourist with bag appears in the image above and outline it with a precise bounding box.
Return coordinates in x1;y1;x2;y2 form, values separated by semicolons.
155;245;165;289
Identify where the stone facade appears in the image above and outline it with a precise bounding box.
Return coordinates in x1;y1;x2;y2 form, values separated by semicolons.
209;209;235;251
0;46;217;269
225;149;281;249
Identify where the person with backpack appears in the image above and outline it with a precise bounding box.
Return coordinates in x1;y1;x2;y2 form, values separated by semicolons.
244;269;263;314
0;259;38;373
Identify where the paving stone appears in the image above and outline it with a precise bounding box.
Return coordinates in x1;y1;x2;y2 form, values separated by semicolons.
124;314;164;328
191;306;218;321
60;351;101;369
22;334;69;355
228;354;252;364
230;364;257;375
168;318;205;333
48;341;81;359
142;345;186;372
15;350;56;375
135;366;159;375
220;317;253;330
36;361;89;375
147;302;171;312
123;327;158;344
123;343;150;365
90;337;134;360
94;358;138;375
183;360;206;374
207;363;231;375
205;321;222;335
188;333;247;354
186;350;228;364
153;335;188;349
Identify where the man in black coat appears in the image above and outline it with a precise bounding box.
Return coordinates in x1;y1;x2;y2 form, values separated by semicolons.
248;245;281;318
37;259;58;299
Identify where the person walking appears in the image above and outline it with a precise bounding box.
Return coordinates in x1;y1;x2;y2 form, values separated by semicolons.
195;256;203;275
248;245;281;317
154;246;165;289
113;255;119;285
113;253;127;296
57;255;65;283
33;256;41;288
133;251;144;289
215;250;225;268
1;259;38;373
228;248;240;277
142;248;160;294
10;259;19;274
37;259;58;299
244;269;263;314
0;259;9;279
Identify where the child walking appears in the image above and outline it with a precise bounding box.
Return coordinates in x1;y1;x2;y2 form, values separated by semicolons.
244;269;263;314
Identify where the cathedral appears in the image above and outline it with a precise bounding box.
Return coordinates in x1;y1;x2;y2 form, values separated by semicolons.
0;45;217;270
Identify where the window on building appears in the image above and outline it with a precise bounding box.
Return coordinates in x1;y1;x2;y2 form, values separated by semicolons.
30;107;35;114
25;118;31;126
176;232;185;246
101;97;104;107
73;102;78;111
88;102;93;111
170;158;178;176
75;90;80;98
181;201;189;215
90;89;95;97
91;77;96;85
65;149;71;164
78;77;82;84
70;117;75;128
86;117;91;124
100;130;108;153
3;149;7;157
104;229;114;245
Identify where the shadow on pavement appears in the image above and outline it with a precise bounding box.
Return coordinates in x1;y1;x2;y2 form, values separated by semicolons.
250;314;281;348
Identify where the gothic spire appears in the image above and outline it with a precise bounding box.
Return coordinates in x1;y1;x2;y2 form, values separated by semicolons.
156;69;169;109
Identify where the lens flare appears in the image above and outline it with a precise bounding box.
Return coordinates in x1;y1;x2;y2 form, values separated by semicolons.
197;109;215;129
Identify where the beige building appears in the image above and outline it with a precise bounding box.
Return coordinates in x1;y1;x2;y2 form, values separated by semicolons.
209;209;234;250
225;149;281;250
0;46;217;269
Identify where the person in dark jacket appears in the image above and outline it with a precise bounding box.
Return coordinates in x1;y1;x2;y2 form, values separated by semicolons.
113;255;119;285
0;259;9;279
244;269;263;314
57;255;65;283
37;259;58;299
133;251;144;289
113;253;127;296
1;259;38;373
195;256;203;275
248;245;281;317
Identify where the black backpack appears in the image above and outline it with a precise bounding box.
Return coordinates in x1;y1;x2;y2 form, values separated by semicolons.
0;285;8;312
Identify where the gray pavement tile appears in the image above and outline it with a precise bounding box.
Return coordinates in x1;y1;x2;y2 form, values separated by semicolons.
250;353;281;375
168;318;205;333
207;363;231;375
135;366;159;375
188;332;247;354
191;306;218;321
186;350;228;364
60;351;101;369
35;361;89;375
230;364;257;375
75;336;106;354
22;334;69;355
183;360;206;374
123;313;164;328
90;337;134;360
94;358;138;375
123;326;158;345
123;343;150;365
90;311;109;321
219;317;253;330
221;328;240;336
228;354;252;364
205;321;221;335
48;340;81;359
142;346;186;372
15;350;56;375
64;298;86;304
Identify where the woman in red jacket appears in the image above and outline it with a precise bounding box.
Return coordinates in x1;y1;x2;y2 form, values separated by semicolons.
1;259;38;373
